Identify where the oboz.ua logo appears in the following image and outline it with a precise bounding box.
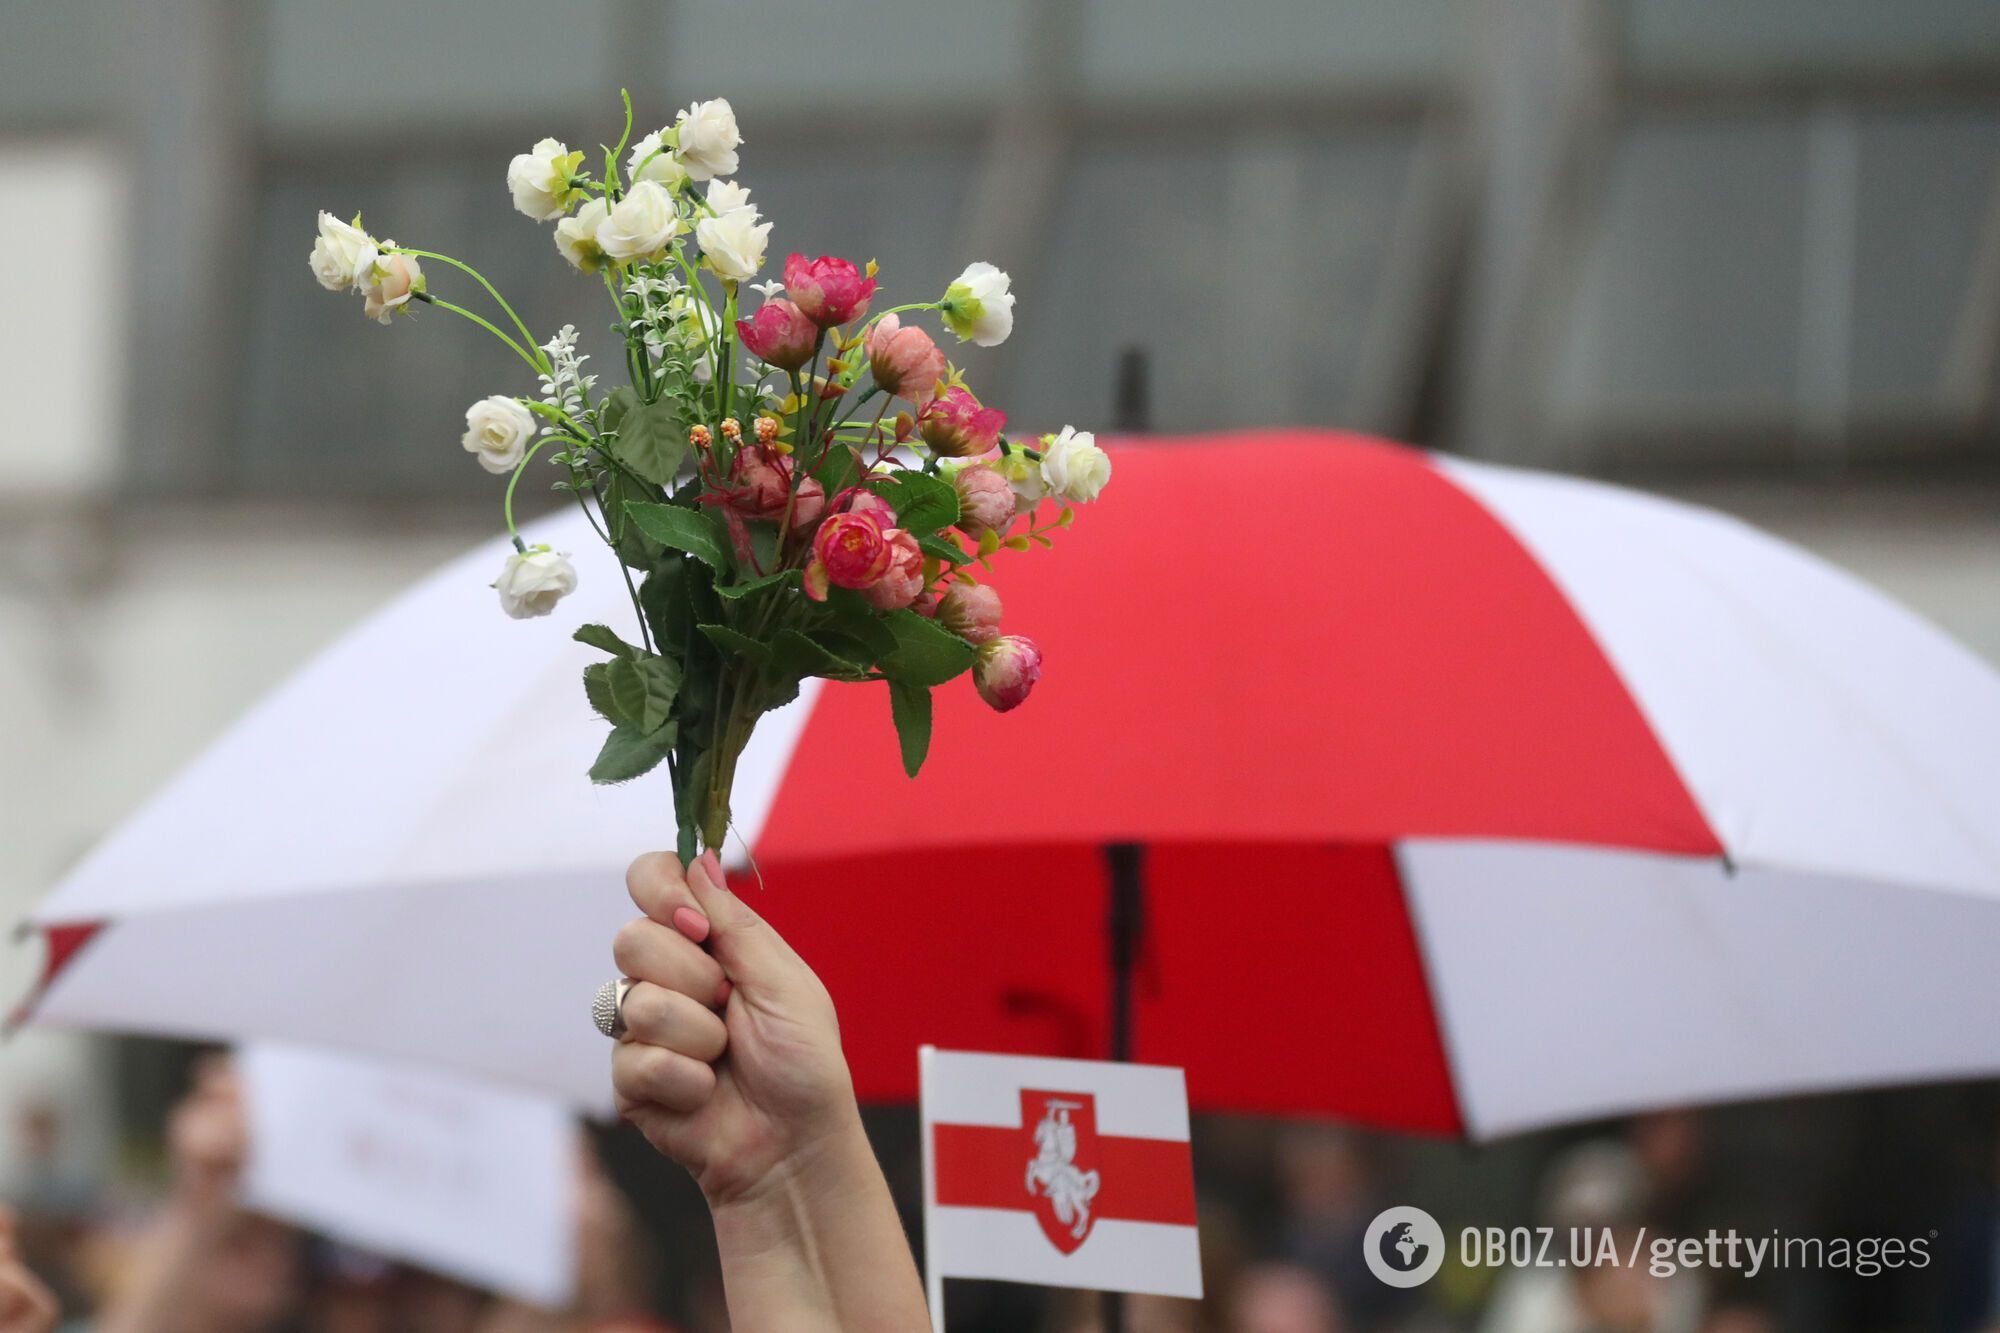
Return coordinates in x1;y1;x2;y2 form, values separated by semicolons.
1364;1205;1446;1288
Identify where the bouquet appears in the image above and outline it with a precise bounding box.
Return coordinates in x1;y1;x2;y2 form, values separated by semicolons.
309;94;1111;863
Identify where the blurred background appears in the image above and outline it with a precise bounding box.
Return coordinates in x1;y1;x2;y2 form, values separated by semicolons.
1;0;1998;1329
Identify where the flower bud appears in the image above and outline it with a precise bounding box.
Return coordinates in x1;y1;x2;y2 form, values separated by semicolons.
492;546;577;620
937;582;1003;644
973;635;1042;712
917;387;1006;458
784;253;877;327
865;313;948;402
951;462;1015;538
735;298;817;371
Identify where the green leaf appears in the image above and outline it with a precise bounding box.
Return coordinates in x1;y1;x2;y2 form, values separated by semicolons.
698;623;774;665
639;561;690;657
609;398;688;488
573;623;638;659
868;471;960;536
819;587;901;658
878;607;976;686
606;654;681;733
590;724;676;783
918;534;970;566
812;443;862;495
716;568;802;600
604;469;666;570
583;663;628;726
770;629;867;681
629;502;731;571
888;679;933;778
599;386;638;434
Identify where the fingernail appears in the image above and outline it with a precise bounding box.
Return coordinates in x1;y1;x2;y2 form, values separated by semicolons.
716;979;734;1007
699;850;725;886
672;906;711;943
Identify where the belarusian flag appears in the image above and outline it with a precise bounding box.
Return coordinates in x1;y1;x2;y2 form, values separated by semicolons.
919;1046;1202;1326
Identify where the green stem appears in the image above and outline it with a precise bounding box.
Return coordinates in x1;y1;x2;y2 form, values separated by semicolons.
395;249;544;370
503;433;567;538
422;295;544;375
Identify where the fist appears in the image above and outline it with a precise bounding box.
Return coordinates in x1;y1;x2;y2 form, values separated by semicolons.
611;851;858;1205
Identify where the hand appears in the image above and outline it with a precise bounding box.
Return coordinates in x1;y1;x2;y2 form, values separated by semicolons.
168;1053;248;1210
0;1208;58;1333
611;850;858;1207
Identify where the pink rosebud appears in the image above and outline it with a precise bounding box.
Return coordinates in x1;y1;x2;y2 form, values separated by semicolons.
973;635;1042;712
735;298;817;372
951;462;1015;538
842;488;898;529
937;582;1003;644
917;387;1006;458
805;511;890;600
864;313;948;401
859;528;925;611
723;445;825;526
784;253;877;328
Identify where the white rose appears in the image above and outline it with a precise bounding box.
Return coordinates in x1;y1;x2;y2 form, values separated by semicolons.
938;261;1015;347
993;449;1047;512
493;546;577;620
626;130;689;190
674;98;741;181
358;246;423;324
555;197;611;271
309;211;376;291
461;396;537;475
695;207;771;282
507;137;578;221
1037;426;1111;503
705;179;754;217
595;180;683;264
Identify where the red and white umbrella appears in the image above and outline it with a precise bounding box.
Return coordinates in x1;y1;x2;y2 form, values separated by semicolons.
21;433;2000;1138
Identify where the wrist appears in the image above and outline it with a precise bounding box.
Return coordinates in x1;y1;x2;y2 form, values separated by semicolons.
705;1104;877;1238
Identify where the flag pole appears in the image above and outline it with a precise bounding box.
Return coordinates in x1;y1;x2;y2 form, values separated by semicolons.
1101;351;1152;1333
1102;842;1146;1333
919;1044;946;1333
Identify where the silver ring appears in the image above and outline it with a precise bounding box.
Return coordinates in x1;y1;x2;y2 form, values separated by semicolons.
592;978;637;1039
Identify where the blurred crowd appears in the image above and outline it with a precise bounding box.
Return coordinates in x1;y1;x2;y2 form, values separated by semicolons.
7;1050;2000;1333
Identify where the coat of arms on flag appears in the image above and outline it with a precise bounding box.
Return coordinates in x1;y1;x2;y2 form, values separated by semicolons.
920;1047;1202;1321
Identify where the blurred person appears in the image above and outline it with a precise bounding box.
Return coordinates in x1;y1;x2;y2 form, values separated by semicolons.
0;1206;59;1333
95;1054;304;1333
1269;1126;1409;1329
1478;1141;1702;1333
1226;1262;1345;1333
1696;1304;1777;1333
608;851;930;1330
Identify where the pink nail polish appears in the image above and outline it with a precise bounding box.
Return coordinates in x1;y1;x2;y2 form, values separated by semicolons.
672;906;711;943
700;850;725;886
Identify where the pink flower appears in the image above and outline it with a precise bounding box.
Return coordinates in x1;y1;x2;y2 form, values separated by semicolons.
805;511;891;600
784;253;877;328
938;582;1002;644
951;463;1015;538
973;635;1042;711
722;445;825;526
918;387;1006;458
735;298;817;371
842;488;898;529
859;528;925;611
864;313;947;401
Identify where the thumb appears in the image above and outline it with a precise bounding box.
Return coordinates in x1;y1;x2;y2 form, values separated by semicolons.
686;853;795;986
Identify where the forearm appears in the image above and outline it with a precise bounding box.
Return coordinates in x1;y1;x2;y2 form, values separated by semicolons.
708;1111;930;1333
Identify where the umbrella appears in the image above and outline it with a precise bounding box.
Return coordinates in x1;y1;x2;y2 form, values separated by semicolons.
19;432;2000;1141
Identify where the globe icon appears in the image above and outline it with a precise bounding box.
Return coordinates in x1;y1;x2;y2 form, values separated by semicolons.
1382;1221;1427;1272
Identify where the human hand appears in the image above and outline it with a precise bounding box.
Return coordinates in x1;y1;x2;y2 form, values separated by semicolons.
0;1207;58;1333
168;1053;248;1210
611;850;859;1207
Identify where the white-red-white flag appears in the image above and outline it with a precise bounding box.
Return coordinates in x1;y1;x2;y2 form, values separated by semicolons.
920;1046;1202;1326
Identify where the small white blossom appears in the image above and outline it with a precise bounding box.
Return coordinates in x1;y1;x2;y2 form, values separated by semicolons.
461;396;537;475
1037;426;1112;503
595;179;683;264
695;207;771;282
554;197;611;272
507;138;580;221
673;99;741;181
537;325;595;427
493;546;577;619
705;179;754;217
309;211;376;292
626;130;690;190
938;261;1015;347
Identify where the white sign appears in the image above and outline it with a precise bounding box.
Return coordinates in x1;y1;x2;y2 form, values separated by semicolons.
919;1047;1201;1330
239;1042;576;1307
